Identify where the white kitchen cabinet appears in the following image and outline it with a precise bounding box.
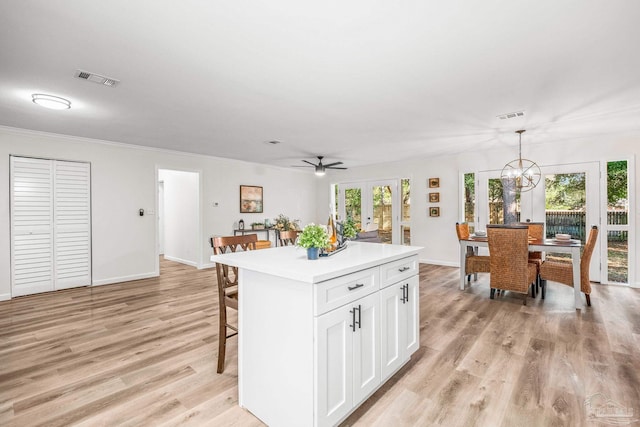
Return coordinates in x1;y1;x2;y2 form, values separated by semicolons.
380;275;419;380
211;243;422;427
315;291;379;427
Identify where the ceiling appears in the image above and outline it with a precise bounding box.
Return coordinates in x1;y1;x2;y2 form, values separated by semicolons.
1;1;639;169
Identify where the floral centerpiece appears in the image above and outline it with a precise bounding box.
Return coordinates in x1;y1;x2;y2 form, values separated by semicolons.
297;223;329;260
273;213;300;231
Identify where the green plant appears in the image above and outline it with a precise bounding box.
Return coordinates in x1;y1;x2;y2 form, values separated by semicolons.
297;223;329;249
342;216;358;239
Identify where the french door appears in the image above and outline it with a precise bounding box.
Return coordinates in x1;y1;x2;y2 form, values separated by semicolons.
10;156;92;297
476;162;600;282
337;180;400;244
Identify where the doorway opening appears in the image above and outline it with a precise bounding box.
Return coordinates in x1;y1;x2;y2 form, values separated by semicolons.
157;169;201;272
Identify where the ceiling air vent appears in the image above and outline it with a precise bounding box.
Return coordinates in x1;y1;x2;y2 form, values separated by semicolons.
74;69;120;87
497;111;525;120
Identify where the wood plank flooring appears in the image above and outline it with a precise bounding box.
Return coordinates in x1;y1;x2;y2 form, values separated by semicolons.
1;259;639;426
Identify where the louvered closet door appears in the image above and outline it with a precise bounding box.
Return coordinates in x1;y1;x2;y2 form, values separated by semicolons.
54;160;91;290
10;157;55;296
10;156;91;297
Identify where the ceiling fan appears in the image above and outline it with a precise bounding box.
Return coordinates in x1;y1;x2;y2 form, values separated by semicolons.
294;156;347;176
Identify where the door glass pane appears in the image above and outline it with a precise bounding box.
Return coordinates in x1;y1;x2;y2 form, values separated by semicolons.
488;178;521;225
401;225;411;245
607;160;628;283
607;231;628;283
464;173;475;232
401;179;410;246
545;172;585;260
372;185;392;244
401;179;410;223
345;188;362;230
545;173;586;241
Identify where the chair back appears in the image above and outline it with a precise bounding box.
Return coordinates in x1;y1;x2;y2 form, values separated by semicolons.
580;225;599;286
210;234;258;309
278;230;299;246
487;225;531;293
519;221;544;260
455;222;470;240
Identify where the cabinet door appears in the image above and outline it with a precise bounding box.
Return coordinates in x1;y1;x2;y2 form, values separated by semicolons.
403;276;420;355
379;283;404;380
352;292;380;405
315;304;353;427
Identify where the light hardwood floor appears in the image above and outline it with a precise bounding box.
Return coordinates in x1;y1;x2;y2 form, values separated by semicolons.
1;258;639;426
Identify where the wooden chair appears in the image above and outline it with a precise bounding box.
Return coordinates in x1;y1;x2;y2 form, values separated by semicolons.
487;225;538;305
455;222;490;283
518;221;545;295
278;230;299;246
210;234;258;373
539;225;599;306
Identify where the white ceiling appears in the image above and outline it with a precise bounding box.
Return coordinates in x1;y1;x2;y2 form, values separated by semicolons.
1;1;639;169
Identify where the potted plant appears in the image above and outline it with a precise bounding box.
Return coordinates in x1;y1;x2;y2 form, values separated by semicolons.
251;222;264;230
342;216;358;240
297;223;329;260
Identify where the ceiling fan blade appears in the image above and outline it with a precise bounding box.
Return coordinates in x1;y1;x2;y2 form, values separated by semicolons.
322;161;343;168
302;160;317;166
291;165;313;168
326;166;347;170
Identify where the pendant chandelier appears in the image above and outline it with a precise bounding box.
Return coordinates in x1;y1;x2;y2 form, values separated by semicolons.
500;129;541;193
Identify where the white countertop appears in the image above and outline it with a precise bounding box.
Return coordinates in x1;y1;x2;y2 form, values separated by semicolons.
210;241;422;283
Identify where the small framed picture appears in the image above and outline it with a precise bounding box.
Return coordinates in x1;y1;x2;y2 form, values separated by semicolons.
429;192;439;203
428;177;440;188
429;207;440;217
240;185;263;213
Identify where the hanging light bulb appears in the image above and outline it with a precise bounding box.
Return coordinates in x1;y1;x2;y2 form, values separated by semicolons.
500;130;541;193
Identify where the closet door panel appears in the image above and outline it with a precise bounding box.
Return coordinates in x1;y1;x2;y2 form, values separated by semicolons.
10;157;54;296
54;161;91;289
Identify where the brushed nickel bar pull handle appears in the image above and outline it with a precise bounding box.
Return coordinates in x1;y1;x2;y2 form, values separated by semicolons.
349;308;356;332
348;283;364;291
398;266;410;272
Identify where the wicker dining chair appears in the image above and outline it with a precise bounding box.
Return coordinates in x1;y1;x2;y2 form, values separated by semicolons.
518;221;545;294
456;222;490;284
278;230;299;246
539;225;599;306
210;234;258;373
487;225;538;305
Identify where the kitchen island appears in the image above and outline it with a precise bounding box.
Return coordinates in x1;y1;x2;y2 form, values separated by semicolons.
211;241;422;427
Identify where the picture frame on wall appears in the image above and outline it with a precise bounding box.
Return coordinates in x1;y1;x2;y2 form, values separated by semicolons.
429;207;440;217
240;185;263;213
428;192;439;203
428;177;440;188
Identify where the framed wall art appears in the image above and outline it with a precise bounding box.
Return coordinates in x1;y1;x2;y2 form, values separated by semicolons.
240;185;263;213
429;207;440;217
428;177;440;188
428;192;440;203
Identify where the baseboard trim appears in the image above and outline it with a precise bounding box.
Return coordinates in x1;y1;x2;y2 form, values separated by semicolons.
200;262;216;270
164;255;198;268
92;271;158;286
0;293;10;301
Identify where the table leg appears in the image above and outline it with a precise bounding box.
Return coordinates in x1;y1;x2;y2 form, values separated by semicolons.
459;243;467;290
572;247;581;310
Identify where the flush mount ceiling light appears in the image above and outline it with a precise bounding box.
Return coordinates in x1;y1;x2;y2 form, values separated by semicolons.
500;130;541;193
32;94;71;110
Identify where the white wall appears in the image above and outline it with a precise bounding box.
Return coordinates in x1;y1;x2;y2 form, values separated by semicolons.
159;169;199;267
320;134;639;285
0;126;319;300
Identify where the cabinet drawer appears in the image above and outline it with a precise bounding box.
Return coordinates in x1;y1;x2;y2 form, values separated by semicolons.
380;255;419;288
314;267;379;316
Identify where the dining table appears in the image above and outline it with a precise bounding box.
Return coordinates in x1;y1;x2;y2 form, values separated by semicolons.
459;235;583;310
